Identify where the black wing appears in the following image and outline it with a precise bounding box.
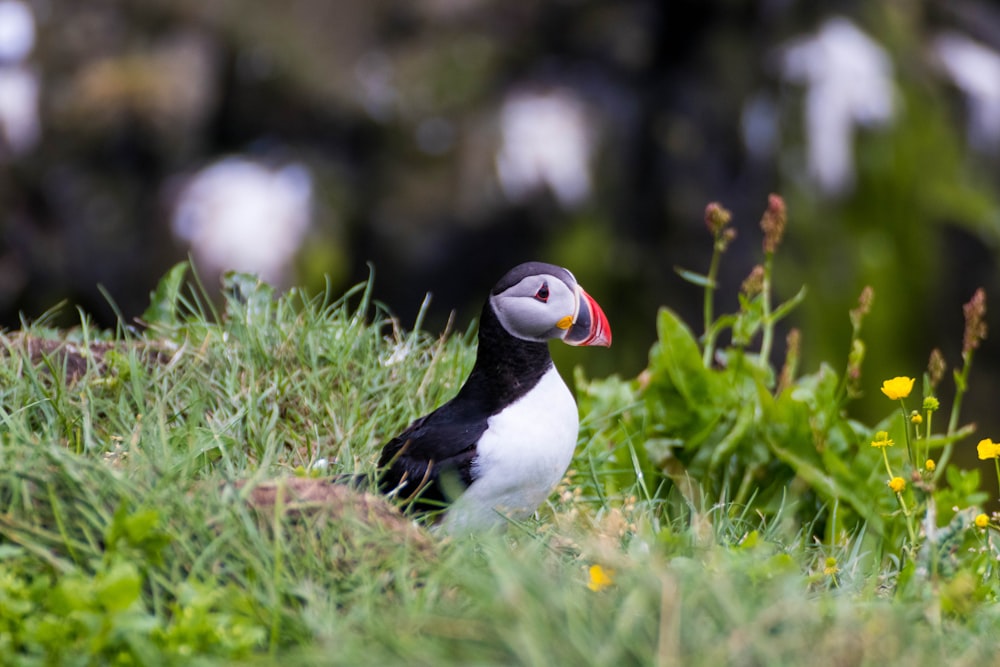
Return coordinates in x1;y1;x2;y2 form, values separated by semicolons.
377;400;489;512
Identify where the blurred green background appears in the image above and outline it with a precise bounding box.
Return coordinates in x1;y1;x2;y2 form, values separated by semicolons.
2;0;1000;435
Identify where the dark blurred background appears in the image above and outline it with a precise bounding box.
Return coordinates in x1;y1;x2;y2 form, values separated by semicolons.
2;0;1000;430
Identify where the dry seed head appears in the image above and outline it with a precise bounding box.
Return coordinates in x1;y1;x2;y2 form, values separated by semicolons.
927;348;946;388
963;288;987;358
705;202;732;236
760;193;787;254
850;286;874;329
741;264;765;298
777;328;801;392
786;328;801;355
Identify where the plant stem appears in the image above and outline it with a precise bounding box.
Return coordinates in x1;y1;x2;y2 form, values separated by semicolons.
897;492;918;550
760;252;775;365
900;400;914;469
924;408;933;467
702;241;722;367
883;442;918;551
934;352;973;482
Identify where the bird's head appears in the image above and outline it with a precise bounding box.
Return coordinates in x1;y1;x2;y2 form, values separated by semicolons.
489;262;611;347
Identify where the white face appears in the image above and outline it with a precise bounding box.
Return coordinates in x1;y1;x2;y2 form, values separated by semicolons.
489;272;579;343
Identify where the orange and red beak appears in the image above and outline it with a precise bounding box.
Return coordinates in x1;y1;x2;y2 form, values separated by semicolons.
563;286;612;347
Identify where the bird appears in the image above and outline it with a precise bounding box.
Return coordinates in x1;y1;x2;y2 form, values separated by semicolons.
377;261;611;532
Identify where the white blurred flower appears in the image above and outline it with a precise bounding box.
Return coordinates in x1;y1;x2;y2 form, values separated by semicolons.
171;157;313;287
0;1;34;63
495;88;595;209
933;31;1000;153
0;1;38;158
0;65;38;156
781;18;895;196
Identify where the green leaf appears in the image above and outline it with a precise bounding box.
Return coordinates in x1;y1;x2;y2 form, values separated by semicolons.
223;271;276;324
947;465;977;494
708;401;755;471
738;530;760;550
97;561;142;612
650;307;718;409
140;261;189;327
674;267;715;288
732;297;763;346
123;508;161;544
770;284;808;323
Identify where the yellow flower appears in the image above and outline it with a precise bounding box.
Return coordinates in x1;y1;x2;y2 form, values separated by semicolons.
910;411;922;425
870;431;894;448
586;565;614;592
975;513;989;529
880;376;914;400
823;557;839;576
925;459;936;472
887;477;906;493
977;438;1000;460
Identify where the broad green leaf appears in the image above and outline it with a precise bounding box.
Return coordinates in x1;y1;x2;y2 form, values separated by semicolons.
650;307;719;409
223;271;276;324
97;561;142;612
645;384;699;435
738;530;760;550
140;261;189;327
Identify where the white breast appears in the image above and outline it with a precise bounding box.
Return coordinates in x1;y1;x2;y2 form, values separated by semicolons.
441;365;579;533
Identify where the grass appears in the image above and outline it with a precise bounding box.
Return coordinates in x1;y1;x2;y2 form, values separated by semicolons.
1;239;1000;665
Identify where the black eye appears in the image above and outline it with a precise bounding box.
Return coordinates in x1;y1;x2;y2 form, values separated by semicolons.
534;283;549;302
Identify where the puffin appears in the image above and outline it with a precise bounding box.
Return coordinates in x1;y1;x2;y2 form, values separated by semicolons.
377;262;611;532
